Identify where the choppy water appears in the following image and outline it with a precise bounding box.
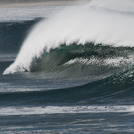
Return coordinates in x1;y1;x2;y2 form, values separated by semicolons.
1;0;134;133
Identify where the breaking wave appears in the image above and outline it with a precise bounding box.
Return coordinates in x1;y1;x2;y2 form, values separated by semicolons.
3;0;134;75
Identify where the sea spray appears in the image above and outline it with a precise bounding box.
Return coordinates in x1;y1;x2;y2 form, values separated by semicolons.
3;0;134;75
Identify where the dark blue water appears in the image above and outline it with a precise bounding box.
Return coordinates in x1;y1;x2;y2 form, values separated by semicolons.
0;19;134;134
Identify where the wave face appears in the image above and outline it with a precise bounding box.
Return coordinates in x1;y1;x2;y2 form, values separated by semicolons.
3;0;134;75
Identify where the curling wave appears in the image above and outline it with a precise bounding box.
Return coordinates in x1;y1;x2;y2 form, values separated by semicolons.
3;0;134;75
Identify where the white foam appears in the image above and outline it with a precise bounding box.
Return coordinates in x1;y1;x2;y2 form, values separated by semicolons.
64;55;134;67
0;105;134;116
3;0;134;74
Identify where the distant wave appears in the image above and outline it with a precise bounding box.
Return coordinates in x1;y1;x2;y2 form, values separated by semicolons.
3;0;134;75
0;6;62;22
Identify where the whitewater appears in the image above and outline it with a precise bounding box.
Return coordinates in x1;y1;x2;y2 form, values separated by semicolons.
3;0;134;75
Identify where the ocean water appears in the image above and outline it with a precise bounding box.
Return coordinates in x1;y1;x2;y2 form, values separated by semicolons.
1;0;134;133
